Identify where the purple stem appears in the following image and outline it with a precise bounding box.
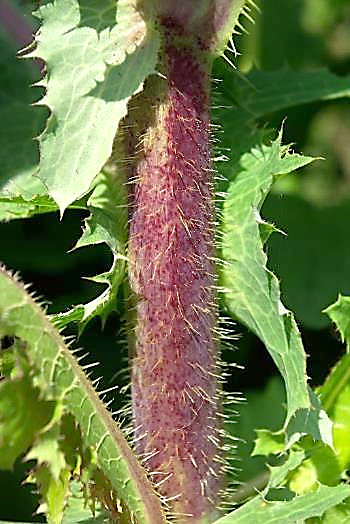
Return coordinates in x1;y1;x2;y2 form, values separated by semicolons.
129;21;223;522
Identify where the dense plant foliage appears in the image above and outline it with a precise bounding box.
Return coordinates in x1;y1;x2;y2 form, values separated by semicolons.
1;0;350;523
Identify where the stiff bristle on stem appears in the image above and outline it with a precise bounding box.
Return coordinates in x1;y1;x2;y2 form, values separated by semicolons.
127;2;249;519
128;33;222;524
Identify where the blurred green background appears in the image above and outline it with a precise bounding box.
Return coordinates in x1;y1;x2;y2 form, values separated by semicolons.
1;0;350;520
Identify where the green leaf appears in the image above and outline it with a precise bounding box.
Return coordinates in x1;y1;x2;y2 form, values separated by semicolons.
213;484;350;524
267;450;305;491
316;298;350;471
31;0;159;214
0;28;48;220
331;385;350;471
213;63;350;183
29;466;71;524
0;369;54;470
0;267;166;524
77;0;118;30
324;295;350;350
308;497;350;523
252;430;285;457
318;365;350;472
221;128;315;428
62;480;108;523
52;168;128;330
224;68;350;118
25;424;67;481
288;443;341;495
0;195;59;221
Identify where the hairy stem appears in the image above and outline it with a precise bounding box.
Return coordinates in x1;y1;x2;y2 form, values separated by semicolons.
128;20;223;522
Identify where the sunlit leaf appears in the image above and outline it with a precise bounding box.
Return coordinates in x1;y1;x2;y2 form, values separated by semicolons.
324;295;350;350
213;484;350;524
30;0;159;214
221;128;321;434
317;298;350;471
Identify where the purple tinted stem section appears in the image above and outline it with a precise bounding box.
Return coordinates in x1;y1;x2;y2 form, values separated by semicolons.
129;35;222;521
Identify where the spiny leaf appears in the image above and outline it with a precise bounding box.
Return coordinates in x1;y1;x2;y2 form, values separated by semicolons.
221;128;331;445
285;388;333;449
30;0;159;214
209;0;256;56
213;63;350;184
28;466;71;524
25;423;67;481
324;295;350;350
0;29;48;221
231;297;350;505
252;337;350;507
0;482;110;524
52;255;125;331
315;297;350;472
253;427;339;498
221;129;312;420
62;481;108;523
52;168;128;330
0;373;54;470
0;337;70;520
0;267;166;524
212;484;350;524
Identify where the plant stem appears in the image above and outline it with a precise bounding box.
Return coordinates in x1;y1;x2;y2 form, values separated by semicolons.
128;21;223;523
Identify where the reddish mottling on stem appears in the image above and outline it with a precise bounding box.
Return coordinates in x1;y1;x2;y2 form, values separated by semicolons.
129;27;223;521
141;0;242;51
